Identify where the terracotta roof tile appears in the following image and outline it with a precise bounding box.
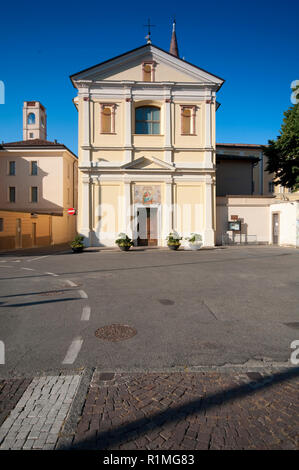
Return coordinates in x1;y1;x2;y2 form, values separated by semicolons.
1;139;63;147
216;143;264;148
0;139;77;158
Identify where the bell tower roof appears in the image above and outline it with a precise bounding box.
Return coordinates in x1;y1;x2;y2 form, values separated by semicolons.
169;19;179;58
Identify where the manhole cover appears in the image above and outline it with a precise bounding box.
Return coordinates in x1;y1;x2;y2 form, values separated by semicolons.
95;324;137;342
159;299;175;305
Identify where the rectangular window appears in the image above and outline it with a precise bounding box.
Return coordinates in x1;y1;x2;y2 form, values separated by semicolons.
31;161;38;175
9;161;16;175
31;186;38;203
268;182;275;193
181;106;196;135
0;218;3;232
142;62;155;82
100;104;116;134
9;187;16;203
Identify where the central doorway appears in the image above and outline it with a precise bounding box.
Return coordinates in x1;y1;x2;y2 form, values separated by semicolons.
136;207;158;246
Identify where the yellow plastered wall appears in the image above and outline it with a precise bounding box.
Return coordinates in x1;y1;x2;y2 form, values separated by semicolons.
0;211;52;250
173;102;205;148
51;212;76;244
100;57;199;83
91;100;124;148
96;183;122;239
174;183;205;236
133;150;165;161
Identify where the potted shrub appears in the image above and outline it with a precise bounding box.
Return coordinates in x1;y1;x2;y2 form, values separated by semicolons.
185;233;203;250
70;235;85;253
166;231;182;250
115;233;134;251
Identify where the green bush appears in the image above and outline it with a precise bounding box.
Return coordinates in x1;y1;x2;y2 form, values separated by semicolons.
70;235;85;248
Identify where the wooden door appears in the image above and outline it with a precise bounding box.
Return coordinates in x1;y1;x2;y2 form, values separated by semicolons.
147;208;158;246
137;207;158;246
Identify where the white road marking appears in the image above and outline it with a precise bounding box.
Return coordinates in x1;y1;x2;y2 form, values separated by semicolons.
45;272;59;277
0;265;13;268
81;306;91;321
27;255;49;262
62;337;83;364
12;260;21;263
79;290;88;299
21;267;34;271
65;280;77;287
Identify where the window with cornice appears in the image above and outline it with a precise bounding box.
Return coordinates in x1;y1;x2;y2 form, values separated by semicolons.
181;105;196;135
142;62;156;82
100;104;116;134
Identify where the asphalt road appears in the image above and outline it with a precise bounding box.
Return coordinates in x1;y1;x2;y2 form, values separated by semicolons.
0;245;298;377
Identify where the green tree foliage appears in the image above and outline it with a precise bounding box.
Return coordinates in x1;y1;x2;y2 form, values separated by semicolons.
262;85;299;190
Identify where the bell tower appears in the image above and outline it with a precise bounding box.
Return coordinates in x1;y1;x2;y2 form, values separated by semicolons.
23;101;47;141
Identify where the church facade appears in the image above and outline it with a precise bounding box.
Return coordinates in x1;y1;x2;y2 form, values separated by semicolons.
71;26;224;247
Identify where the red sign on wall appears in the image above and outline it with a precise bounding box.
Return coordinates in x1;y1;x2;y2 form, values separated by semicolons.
67;208;76;215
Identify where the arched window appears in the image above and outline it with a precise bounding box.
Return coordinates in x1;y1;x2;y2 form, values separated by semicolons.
27;113;35;125
135;106;160;134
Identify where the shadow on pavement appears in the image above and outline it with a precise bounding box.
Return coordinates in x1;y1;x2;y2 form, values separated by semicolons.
60;366;299;450
0;289;77;299
0;297;80;308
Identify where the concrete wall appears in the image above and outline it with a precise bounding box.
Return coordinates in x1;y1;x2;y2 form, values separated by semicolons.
216;196;274;245
269;201;297;247
216;196;298;247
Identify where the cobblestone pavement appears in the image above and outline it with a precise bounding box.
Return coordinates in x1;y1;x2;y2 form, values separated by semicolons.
70;369;298;450
0;369;298;450
0;378;32;427
0;374;81;450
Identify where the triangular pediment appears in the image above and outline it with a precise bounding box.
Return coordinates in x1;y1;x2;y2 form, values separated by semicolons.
71;44;224;87
121;156;175;171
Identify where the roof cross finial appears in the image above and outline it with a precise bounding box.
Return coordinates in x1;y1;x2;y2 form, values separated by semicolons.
143;18;156;44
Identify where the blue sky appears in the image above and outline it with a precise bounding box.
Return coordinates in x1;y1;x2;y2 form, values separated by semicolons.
0;0;298;153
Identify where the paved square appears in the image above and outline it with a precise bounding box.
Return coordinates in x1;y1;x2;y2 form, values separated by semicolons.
0;246;298;450
69;369;298;450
